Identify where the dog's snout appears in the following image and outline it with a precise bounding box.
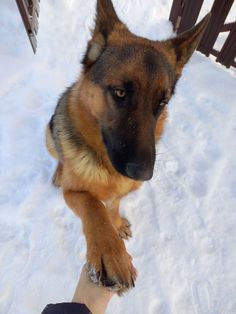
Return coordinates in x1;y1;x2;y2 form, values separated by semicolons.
126;163;140;179
126;162;153;181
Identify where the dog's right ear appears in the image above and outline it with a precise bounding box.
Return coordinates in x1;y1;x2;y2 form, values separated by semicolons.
82;0;127;67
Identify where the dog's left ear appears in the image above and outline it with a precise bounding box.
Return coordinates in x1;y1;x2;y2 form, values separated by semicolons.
83;0;127;67
164;13;211;76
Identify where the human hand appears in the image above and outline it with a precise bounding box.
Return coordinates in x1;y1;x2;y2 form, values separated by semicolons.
72;265;114;314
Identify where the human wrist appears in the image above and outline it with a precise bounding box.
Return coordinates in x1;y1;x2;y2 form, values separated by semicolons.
72;265;114;314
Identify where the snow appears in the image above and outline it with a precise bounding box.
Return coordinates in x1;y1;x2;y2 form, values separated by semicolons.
0;1;236;314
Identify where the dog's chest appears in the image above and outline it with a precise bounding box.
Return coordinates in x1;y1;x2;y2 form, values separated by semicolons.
67;150;141;200
72;150;110;185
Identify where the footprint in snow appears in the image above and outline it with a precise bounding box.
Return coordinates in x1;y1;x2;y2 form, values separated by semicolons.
191;280;214;314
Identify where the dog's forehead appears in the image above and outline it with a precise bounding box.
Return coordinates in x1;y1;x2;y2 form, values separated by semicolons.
91;43;175;87
116;45;164;70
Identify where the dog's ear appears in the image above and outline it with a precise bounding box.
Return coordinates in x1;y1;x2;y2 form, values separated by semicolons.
164;13;211;76
94;0;125;37
83;0;127;67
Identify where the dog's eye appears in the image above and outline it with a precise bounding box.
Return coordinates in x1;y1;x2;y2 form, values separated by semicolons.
114;89;126;99
153;99;168;116
160;99;168;107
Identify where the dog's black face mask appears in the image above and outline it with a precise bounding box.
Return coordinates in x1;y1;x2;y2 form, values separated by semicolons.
101;112;157;181
90;46;174;181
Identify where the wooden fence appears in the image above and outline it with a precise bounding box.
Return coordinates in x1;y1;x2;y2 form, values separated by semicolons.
169;0;236;68
15;0;40;53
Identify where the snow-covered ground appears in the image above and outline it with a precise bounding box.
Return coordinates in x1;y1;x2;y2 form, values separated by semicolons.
1;1;236;313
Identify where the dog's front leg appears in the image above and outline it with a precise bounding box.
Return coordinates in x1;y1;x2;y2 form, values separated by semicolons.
63;190;137;293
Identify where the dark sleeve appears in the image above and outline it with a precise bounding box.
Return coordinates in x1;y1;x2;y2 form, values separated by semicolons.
41;303;92;314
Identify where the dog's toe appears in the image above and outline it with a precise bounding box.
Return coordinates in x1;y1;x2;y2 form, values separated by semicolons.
86;241;136;294
117;218;132;240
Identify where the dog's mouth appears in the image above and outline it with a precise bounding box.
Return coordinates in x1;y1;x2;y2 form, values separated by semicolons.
102;130;155;181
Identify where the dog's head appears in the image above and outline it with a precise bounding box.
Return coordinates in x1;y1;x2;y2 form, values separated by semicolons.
81;0;210;181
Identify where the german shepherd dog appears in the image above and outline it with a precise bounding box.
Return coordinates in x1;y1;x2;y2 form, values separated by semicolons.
46;0;210;293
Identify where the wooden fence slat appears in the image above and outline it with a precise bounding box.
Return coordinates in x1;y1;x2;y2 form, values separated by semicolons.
198;0;234;56
169;0;204;33
211;48;219;57
216;22;236;68
221;22;235;32
35;0;40;16
23;0;30;8
169;0;236;68
15;0;39;53
169;0;184;31
16;0;31;30
32;11;39;34
179;0;204;33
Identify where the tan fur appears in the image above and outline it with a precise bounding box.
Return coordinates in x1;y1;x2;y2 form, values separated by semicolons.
45;125;59;159
87;33;106;62
156;108;168;140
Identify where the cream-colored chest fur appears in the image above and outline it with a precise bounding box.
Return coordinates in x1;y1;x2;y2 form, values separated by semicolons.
62;148;141;201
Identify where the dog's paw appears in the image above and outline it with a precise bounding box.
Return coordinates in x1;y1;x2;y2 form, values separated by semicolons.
86;231;137;294
117;218;132;240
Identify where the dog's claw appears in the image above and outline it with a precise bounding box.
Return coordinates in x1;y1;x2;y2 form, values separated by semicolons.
131;277;135;287
86;264;101;285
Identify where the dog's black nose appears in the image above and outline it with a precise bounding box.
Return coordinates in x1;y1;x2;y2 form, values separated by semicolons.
126;162;153;181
